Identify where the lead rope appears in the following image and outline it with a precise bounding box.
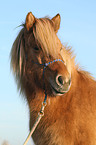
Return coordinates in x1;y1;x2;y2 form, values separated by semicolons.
23;59;64;145
23;101;47;145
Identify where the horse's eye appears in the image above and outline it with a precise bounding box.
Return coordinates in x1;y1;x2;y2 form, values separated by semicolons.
33;47;39;51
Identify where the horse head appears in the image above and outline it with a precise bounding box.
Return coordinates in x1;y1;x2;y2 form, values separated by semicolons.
11;12;72;98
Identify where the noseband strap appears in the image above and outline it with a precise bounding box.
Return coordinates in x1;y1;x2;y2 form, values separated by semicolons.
44;59;64;67
32;59;64;67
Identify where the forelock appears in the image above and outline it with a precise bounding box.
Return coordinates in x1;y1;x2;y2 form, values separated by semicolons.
33;18;60;58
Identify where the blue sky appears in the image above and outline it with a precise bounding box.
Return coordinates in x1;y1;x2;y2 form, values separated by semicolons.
0;0;96;145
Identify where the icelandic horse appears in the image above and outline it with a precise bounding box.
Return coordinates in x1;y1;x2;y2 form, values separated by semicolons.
11;12;96;145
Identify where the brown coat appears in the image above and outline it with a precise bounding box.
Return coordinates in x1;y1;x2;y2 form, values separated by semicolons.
11;12;96;145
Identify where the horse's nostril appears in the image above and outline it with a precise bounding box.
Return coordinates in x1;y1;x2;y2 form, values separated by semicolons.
58;76;64;85
56;75;64;86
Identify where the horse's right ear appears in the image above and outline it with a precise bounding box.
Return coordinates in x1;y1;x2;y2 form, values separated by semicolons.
26;12;35;31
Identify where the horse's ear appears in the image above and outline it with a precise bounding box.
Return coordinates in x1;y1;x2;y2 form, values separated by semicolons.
52;14;61;32
26;12;35;31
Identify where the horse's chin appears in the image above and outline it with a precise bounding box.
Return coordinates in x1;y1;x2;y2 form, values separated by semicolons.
50;84;71;96
51;86;66;96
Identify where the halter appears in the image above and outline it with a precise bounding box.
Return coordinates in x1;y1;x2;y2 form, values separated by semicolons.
32;59;64;103
23;59;64;145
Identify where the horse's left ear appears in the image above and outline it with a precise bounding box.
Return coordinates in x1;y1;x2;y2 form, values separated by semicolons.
26;12;35;31
52;14;61;32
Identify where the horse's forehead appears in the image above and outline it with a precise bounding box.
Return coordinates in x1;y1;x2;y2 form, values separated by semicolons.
33;20;62;57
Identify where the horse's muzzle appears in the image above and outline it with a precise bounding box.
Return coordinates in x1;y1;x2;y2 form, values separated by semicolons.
49;74;71;96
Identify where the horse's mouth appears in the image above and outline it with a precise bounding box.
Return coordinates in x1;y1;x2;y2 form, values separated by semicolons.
51;85;67;96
